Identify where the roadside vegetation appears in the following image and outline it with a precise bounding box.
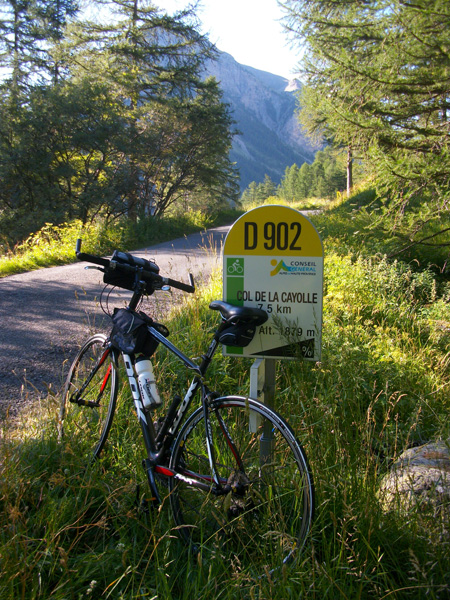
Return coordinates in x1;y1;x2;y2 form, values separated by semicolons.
2;0;449;594
241;145;357;208
0;1;239;253
0;207;241;278
1;188;449;599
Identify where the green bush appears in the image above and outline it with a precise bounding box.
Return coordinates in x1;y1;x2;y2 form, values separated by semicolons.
0;208;241;278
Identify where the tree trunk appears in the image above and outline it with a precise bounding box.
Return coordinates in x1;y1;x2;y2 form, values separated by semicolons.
346;145;353;198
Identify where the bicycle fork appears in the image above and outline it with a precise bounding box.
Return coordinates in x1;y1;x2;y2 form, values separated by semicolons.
70;346;111;407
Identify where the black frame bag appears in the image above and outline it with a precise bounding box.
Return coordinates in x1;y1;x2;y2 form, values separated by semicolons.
110;308;168;356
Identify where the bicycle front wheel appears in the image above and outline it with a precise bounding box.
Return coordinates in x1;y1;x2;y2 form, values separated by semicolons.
169;396;314;575
58;334;118;459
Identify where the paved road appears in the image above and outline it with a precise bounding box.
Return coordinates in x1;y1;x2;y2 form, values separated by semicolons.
0;226;229;416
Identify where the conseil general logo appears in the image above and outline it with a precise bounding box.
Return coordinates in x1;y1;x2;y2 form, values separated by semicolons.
270;259;317;276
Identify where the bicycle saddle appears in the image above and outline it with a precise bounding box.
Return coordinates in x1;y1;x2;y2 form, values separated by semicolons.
209;301;268;325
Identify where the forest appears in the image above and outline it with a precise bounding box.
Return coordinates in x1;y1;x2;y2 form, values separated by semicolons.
241;146;353;206
0;0;238;247
2;0;450;266
240;0;450;272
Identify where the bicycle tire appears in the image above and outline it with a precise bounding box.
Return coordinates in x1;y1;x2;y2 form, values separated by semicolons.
168;396;314;575
58;334;118;459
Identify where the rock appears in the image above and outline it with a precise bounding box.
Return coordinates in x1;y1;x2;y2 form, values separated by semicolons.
379;440;450;531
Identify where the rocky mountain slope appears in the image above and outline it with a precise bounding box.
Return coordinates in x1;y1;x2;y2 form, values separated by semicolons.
205;51;316;189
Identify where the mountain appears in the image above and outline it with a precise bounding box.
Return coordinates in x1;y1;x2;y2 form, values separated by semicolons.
205;51;316;190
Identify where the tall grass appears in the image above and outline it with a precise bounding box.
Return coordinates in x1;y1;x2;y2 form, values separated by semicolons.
241;194;332;213
1;199;450;598
313;185;450;271
0;208;241;278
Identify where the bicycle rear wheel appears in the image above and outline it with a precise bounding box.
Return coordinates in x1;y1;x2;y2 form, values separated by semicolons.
58;334;118;459
168;396;314;576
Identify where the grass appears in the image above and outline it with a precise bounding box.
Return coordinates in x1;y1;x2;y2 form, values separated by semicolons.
0;207;242;278
1;193;450;598
313;185;450;272
241;194;332;213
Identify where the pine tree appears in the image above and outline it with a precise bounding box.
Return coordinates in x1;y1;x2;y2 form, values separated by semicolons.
278;164;299;201
297;162;312;199
39;0;79;83
0;0;43;97
283;0;450;224
0;0;79;94
262;174;276;199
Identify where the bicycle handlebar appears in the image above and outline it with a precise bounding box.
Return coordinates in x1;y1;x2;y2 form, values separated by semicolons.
163;273;196;294
75;238;110;268
75;239;195;294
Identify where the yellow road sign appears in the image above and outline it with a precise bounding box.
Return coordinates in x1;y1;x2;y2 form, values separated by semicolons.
223;205;323;360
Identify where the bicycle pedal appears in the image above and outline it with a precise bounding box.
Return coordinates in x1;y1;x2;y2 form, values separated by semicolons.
138;496;152;515
134;484;149;512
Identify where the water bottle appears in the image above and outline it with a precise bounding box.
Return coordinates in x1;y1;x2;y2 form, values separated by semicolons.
135;356;161;409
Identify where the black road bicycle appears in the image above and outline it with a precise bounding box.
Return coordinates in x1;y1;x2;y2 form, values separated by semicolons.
58;240;314;576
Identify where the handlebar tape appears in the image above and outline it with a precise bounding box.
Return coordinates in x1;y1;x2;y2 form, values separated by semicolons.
164;277;195;294
76;252;110;268
75;239;110;268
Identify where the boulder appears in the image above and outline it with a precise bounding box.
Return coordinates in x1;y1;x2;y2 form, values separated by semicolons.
379;440;450;529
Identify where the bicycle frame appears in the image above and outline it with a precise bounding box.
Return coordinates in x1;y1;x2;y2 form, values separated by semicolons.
110;302;231;506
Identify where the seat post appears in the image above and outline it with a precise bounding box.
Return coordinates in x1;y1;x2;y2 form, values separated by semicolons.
199;337;220;376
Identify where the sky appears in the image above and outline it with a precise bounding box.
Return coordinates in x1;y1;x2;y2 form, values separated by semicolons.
159;0;301;80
